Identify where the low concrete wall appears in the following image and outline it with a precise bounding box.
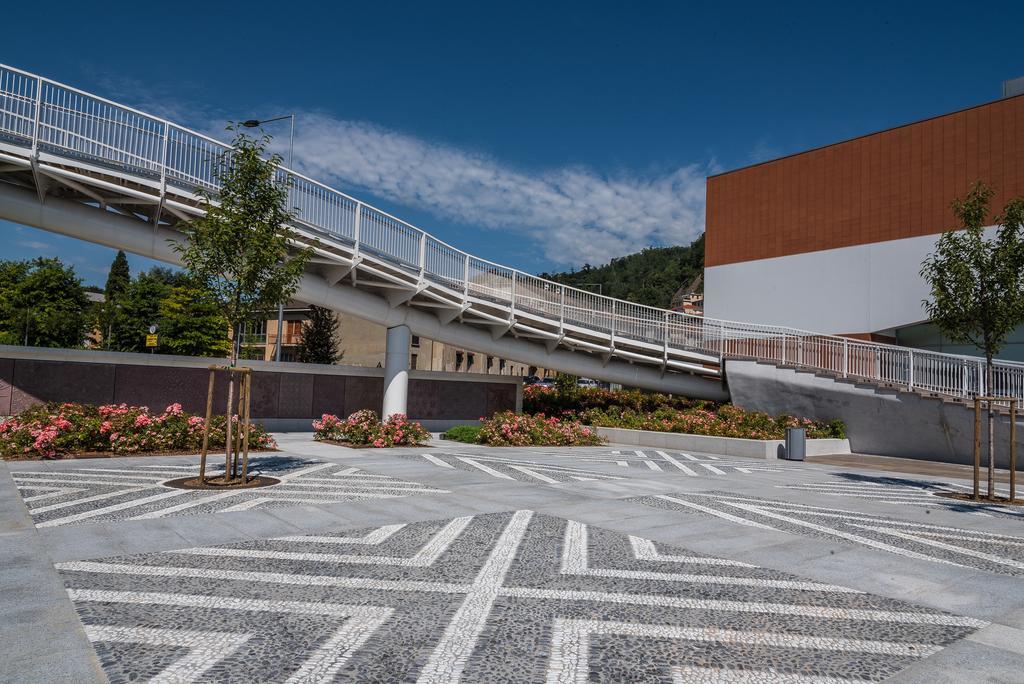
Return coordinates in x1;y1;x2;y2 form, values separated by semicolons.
594;426;850;459
0;346;521;428
725;359;1024;469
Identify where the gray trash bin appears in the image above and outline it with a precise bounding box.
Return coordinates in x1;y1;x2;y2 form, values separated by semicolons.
784;427;806;461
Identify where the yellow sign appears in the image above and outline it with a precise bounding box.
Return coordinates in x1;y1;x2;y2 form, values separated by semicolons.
145;334;158;347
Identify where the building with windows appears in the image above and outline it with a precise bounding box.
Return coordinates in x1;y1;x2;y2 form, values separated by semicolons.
705;84;1024;361
242;305;548;377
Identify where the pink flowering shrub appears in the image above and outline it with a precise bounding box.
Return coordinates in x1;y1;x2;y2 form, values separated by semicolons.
313;410;430;447
580;404;844;440
476;411;605;447
523;384;845;440
0;402;276;459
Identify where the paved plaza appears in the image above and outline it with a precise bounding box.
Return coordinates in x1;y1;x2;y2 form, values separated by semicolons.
4;435;1024;682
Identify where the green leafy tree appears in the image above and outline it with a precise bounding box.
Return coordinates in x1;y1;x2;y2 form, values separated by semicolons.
113;269;175;353
0;258;89;348
105;251;131;300
296;305;342;364
539;235;704;308
172;126;313;481
158;286;230;357
99;250;131;348
554;372;580;404
172;127;312;361
920;181;1024;498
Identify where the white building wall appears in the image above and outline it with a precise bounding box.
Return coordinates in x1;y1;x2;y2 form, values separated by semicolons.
705;228;1000;335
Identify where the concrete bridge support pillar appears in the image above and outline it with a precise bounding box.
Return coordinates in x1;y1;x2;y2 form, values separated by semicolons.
382;324;411;419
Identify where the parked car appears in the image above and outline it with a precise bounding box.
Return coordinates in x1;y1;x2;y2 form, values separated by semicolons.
535;377;557;388
523;375;541;385
576;377;599;388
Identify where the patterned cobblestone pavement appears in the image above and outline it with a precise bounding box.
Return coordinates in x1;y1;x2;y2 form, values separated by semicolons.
58;511;985;683
776;474;1024;520
633;491;1024;576
393;451;627;484
565;449;784;476
12;457;449;527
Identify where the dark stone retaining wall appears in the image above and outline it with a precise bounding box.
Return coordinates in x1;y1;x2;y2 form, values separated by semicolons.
0;346;520;426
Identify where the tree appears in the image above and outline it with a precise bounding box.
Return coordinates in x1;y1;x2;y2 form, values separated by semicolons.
97;250;132;349
172;126;313;483
0;258;89;348
112;269;175;353
538;235;705;308
158;286;231;357
920;181;1024;498
296;305;342;364
104;250;131;300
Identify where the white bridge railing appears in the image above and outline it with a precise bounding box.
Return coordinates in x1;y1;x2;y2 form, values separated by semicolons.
1;63;1023;402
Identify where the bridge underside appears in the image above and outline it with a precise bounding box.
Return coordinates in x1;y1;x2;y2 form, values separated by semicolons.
0;181;728;400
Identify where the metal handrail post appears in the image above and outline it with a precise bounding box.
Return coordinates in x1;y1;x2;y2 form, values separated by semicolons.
1011;399;1018;503
509;272;516;319
30;76;42;155
418;232;427;279
908;349;915;390
558;286;565;337
352;202;362;259
973;397;982;500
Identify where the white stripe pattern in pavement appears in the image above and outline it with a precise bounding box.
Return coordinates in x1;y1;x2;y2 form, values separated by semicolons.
561;520;859;593
404;452;624;484
642;492;1024;575
562;450;779;476
415;510;534;683
83;625;250;684
671;664;873;684
545;618;941;684
178;517;471;566
58;510;984;682
17;460;449;526
629;535;755;567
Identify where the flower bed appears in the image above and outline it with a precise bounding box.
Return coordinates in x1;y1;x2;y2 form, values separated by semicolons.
312;410;430;447
475;411;605;447
0;402;277;460
524;385;845;440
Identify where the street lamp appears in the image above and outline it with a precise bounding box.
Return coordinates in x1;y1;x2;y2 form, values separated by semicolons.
240;114;295;170
240;115;295;362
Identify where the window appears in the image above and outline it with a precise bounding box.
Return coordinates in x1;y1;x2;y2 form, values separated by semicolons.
284;319;303;344
455;351;464;370
467;353;475;370
411;335;420;347
410;353;418;369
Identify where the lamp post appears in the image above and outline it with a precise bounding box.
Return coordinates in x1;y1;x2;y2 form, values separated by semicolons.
240;115;295;362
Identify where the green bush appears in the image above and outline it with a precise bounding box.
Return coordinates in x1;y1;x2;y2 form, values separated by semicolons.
442;425;482;443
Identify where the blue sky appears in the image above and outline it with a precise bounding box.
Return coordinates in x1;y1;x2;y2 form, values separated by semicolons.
3;0;1023;286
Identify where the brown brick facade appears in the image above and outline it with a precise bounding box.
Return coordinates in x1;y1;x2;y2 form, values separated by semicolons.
706;94;1024;267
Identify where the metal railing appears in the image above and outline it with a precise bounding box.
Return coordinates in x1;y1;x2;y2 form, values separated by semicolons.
2;63;1023;401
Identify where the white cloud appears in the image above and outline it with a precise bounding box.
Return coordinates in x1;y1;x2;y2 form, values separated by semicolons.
16;240;51;250
287;115;712;267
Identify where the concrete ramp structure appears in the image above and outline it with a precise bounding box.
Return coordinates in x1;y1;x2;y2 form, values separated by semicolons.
0;63;1022;434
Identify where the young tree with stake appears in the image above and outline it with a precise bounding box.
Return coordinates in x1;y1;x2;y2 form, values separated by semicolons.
920;181;1024;498
173;126;313;483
